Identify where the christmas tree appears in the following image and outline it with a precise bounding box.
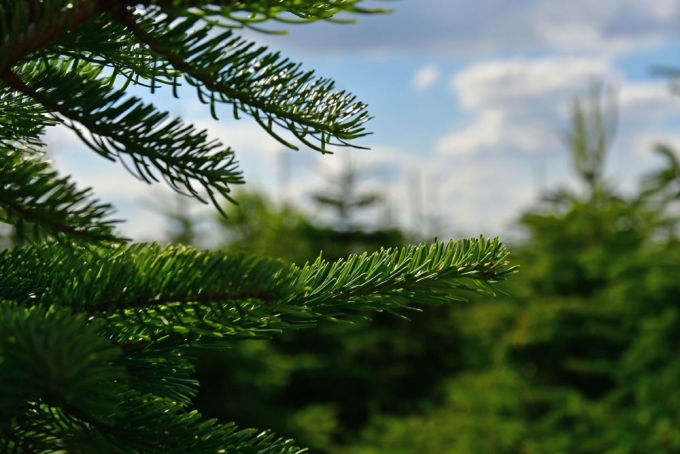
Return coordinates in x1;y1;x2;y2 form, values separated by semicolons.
0;1;515;451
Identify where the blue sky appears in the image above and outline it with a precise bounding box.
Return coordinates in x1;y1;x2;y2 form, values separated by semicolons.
47;0;680;242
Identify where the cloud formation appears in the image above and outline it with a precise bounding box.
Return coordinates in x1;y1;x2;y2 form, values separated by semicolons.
436;56;680;160
412;65;440;91
242;0;680;56
437;57;611;155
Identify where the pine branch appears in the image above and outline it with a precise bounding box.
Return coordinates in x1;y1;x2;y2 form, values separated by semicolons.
0;305;303;453
45;13;182;92
0;304;126;427
2;1;386;99
99;395;304;453
151;0;389;28
0;3;517;452
3;2;374;153
0;91;56;147
288;236;514;312
1;431;38;454
0;239;516;342
121;343;198;406
0;144;120;243
4;64;244;207
0;242;292;340
113;7;371;152
51;22;178;91
4;393;304;453
1;1;177;94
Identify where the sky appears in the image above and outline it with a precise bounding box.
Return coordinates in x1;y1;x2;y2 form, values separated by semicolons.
46;0;680;243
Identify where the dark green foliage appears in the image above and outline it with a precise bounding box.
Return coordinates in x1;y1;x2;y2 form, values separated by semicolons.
1;239;512;341
112;6;372;153
332;94;680;454
0;145;119;243
192;90;680;453
10;59;244;207
216;191;407;262
0;304;125;426
0;1;513;451
197;188;472;451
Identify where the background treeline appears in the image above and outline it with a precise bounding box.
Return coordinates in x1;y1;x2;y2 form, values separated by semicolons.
155;87;680;454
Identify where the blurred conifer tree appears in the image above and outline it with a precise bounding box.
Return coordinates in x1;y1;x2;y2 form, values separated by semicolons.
341;88;680;454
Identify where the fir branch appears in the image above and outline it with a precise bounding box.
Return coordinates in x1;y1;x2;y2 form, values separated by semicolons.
121;345;198;406
50;20;181;94
3;65;244;207
0;91;56;147
113;7;371;152
288;237;515;312
0;239;515;342
99;394;304;453
47;15;180;92
151;0;389;28
0;145;120;243
0;304;126;427
6;392;304;453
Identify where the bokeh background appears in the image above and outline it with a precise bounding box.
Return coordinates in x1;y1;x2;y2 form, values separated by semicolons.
31;1;680;452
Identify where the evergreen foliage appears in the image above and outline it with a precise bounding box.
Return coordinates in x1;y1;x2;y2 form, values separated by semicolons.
0;1;514;452
191;89;680;453
335;91;680;453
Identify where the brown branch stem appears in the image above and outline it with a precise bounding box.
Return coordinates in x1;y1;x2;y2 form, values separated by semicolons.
0;0;111;75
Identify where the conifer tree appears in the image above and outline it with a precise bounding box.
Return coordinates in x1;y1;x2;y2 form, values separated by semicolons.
0;1;515;452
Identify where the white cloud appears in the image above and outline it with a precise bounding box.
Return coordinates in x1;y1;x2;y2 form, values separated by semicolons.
628;132;680;167
618;83;678;122
429;55;680;234
238;0;680;57
200;120;284;157
451;57;612;110
412;65;440;91
437;57;612;155
436;57;680;160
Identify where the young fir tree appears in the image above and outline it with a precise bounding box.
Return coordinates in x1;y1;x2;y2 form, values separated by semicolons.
0;1;515;452
341;88;680;454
